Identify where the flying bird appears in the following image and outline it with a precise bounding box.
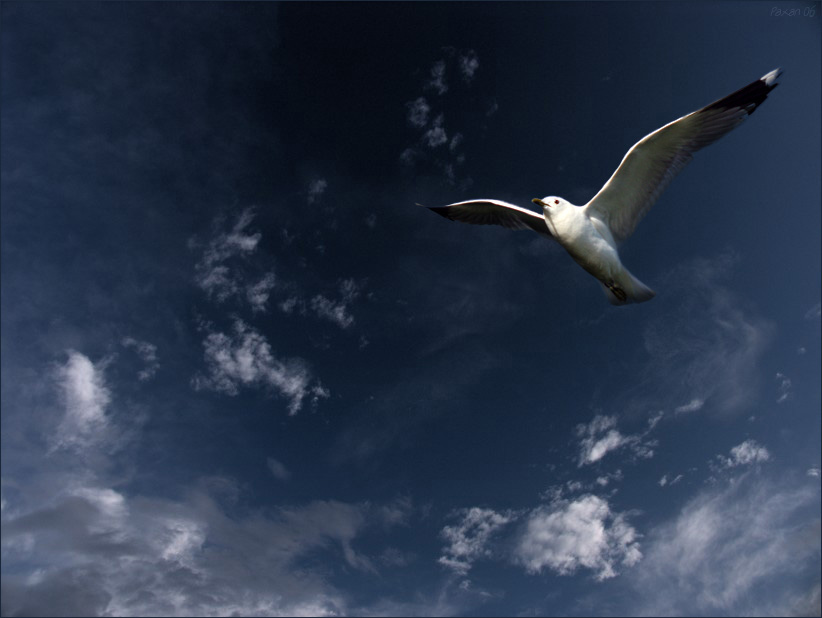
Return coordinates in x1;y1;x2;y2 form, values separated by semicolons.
424;69;781;305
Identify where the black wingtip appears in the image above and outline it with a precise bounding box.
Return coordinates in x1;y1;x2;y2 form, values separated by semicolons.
701;68;782;116
428;206;454;220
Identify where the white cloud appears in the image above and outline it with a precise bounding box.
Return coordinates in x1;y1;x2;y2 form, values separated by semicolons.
247;272;277;313
628;475;820;616
438;507;514;575
807;467;820;478
310;278;362;330
267;457;291;481
0;481;401;617
725;439;771;467
193;318;328;415
194;209;262;303
121;337;159;380
804;302;821;320
54;351;111;450
595;470;624;487
311;296;354;329
426;60;448;95
658;474;683;488
674;398;704;414
458;50;479;82
576;415;655;466
775;371;792;404
448;133;463;152
423;114;448;148
406;97;430;128
515;494;642;581
307;178;328;205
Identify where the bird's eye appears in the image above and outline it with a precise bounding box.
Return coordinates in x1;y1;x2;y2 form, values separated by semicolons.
554;199;559;205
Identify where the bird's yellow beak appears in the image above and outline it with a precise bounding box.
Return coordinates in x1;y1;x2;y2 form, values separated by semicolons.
532;198;548;207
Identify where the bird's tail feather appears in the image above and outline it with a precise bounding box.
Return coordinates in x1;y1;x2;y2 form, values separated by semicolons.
599;273;656;306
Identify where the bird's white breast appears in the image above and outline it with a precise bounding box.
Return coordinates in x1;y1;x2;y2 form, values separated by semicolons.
549;208;622;279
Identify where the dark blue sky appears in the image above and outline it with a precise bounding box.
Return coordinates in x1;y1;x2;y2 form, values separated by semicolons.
2;2;820;616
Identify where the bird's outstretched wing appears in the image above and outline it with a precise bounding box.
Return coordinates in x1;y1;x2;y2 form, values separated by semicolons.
423;199;553;238
584;69;781;245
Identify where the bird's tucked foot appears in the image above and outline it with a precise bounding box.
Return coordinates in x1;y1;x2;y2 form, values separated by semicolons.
607;281;627;302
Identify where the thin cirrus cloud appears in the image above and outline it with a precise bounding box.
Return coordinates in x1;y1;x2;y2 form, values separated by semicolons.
192;318;329;415
636;252;773;417
627;474;820;616
0;479;408;617
674;398;705;414
267;457;292;481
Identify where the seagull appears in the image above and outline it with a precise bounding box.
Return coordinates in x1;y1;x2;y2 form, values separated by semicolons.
424;69;781;305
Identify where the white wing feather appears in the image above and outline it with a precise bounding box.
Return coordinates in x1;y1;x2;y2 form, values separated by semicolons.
424;199;553;238
584;69;781;245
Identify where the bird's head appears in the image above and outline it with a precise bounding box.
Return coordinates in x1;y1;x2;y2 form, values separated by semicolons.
532;196;570;218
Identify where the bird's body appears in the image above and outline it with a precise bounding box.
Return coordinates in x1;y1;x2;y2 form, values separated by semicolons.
425;69;781;305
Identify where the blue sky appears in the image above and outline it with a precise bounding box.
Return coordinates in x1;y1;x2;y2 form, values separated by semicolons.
1;2;820;616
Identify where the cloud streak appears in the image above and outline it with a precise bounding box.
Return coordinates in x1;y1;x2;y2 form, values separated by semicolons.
627;474;820;616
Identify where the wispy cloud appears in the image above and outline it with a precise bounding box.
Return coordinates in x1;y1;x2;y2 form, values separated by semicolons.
721;439;771;468
775;372;792;404
674;398;704;414
307;178;328;205
121;337;159;381
193;318;329;415
438;507;514;576
310;278;363;330
426;60;448;95
406;97;431;129
0;479;409;617
267;457;292;481
53;351;111;450
515;494;642;581
576;415;656;466
804;302;821;320
627;474;820;616
458;50;479;83
658;474;683;488
423;114;448;148
193;208;263;304
637;253;773;416
247;272;277;313
400;50;480;187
